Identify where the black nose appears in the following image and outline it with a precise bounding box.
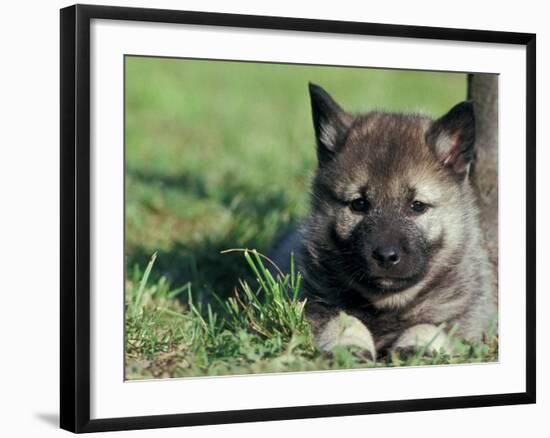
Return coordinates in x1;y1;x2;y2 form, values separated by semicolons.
372;246;401;268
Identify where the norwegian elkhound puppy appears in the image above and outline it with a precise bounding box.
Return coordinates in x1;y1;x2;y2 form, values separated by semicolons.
274;82;497;360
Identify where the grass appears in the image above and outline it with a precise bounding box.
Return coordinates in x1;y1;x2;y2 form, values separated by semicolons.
124;56;497;379
125;251;498;379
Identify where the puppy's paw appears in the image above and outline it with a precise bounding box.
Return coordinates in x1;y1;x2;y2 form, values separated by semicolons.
316;312;376;361
392;323;451;357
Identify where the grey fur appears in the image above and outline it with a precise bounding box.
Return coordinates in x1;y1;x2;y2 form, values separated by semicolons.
274;83;497;356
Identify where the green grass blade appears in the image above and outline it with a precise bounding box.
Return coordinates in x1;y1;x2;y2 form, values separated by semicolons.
132;252;157;316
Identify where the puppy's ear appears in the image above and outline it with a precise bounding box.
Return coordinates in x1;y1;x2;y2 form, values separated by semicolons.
309;83;353;164
427;101;476;175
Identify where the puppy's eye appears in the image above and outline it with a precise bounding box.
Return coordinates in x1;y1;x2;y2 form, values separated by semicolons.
350;198;370;213
410;200;428;214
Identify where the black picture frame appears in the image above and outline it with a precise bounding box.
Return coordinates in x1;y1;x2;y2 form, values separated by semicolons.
60;4;536;433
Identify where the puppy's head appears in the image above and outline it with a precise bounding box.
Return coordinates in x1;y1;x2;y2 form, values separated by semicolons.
306;83;476;298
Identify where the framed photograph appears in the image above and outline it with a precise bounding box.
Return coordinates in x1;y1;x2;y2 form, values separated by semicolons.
60;4;536;433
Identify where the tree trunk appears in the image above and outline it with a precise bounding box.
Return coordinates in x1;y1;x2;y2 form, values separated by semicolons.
468;73;498;270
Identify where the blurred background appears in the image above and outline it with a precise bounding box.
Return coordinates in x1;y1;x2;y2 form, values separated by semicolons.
125;56;467;305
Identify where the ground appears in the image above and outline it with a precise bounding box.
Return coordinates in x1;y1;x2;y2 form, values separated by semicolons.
124;56;497;379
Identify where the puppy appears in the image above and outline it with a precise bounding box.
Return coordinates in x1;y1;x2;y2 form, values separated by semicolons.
277;83;497;360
